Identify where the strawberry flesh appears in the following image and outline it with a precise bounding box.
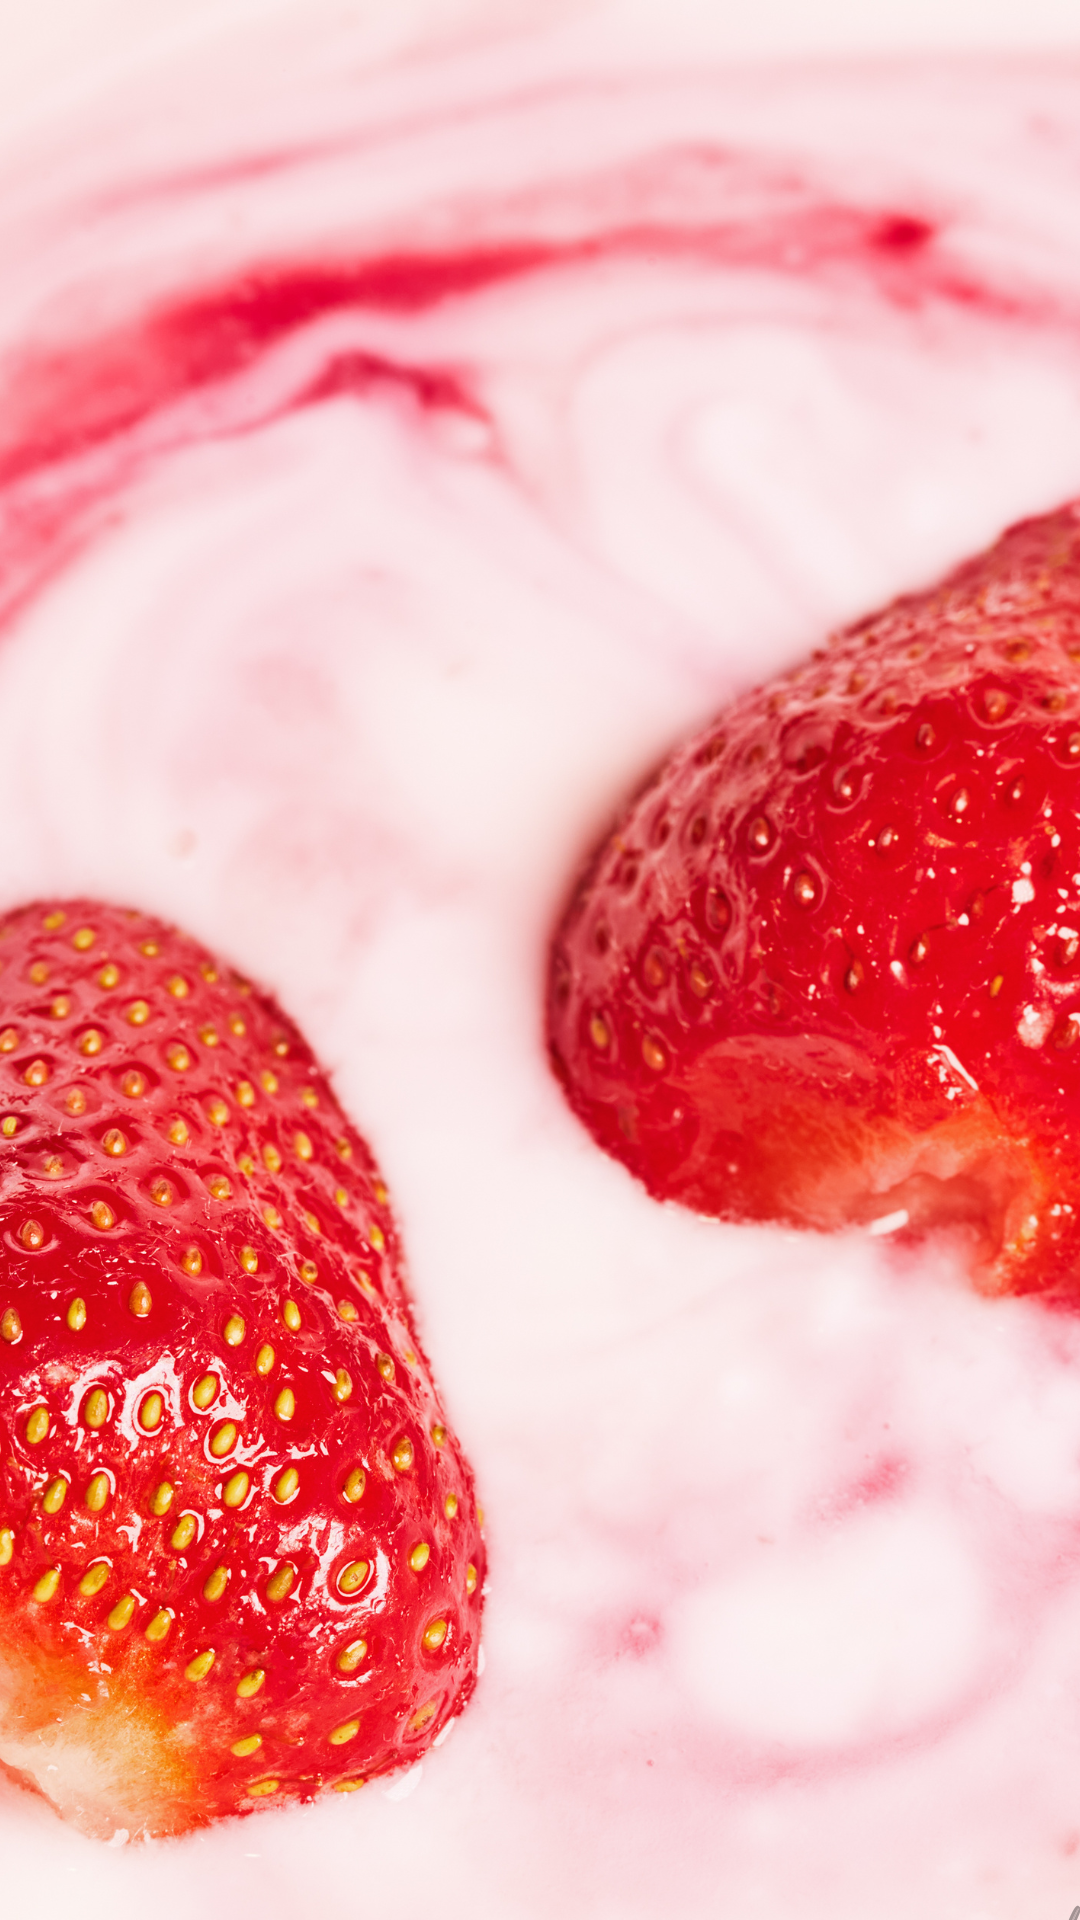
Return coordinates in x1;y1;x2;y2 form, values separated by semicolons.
548;502;1080;1297
0;900;483;1838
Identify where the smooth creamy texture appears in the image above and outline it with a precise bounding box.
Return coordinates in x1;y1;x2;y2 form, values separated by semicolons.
2;8;1080;1916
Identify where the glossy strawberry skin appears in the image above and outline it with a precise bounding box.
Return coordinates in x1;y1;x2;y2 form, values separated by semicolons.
548;503;1080;1298
0;900;483;1839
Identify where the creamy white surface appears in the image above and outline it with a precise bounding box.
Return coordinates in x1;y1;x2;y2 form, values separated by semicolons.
1;7;1080;1916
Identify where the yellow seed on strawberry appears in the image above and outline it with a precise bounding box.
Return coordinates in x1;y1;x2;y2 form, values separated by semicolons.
192;1372;218;1410
25;1406;49;1445
273;1467;299;1503
337;1560;368;1596
139;1391;164;1433
84;1388;109;1429
85;1472;110;1512
266;1562;296;1602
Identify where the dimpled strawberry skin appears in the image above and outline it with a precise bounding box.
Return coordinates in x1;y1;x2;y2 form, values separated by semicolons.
0;900;483;1839
548;502;1080;1300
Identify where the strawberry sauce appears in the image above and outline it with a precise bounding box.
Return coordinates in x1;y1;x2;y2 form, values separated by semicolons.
1;12;1080;1917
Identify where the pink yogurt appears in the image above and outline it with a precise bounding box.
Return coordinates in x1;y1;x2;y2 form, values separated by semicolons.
2;8;1080;1916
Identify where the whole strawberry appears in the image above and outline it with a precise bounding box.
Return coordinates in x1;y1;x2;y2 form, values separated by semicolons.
548;502;1080;1299
0;900;483;1839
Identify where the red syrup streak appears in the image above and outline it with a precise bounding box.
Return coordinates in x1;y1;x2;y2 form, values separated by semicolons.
5;49;1080;1920
0;193;985;624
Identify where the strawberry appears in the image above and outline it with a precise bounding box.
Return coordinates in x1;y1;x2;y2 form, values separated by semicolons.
0;899;483;1840
548;501;1080;1299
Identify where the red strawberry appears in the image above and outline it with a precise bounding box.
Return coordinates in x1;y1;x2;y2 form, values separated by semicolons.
0;899;483;1840
548;502;1080;1299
